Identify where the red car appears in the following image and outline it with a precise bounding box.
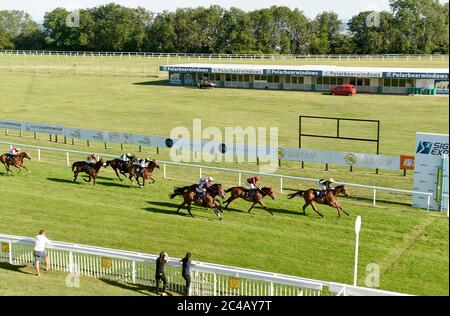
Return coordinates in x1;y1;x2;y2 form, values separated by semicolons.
330;84;357;96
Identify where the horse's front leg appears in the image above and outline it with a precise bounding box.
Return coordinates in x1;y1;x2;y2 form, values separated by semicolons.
113;168;123;181
258;200;273;215
73;171;78;182
20;165;31;175
310;202;324;218
338;205;349;216
248;202;256;213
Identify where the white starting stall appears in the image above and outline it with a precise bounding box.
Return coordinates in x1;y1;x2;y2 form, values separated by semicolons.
413;132;449;211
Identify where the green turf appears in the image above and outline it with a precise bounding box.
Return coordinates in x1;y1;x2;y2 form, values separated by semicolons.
0;161;447;296
0;54;448;78
0;57;448;296
0;72;448;156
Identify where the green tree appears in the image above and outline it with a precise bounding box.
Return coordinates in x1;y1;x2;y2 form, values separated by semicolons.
348;11;395;53
310;11;341;54
389;0;449;53
0;10;41;49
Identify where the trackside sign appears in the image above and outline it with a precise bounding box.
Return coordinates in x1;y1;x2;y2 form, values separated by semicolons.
413;132;449;211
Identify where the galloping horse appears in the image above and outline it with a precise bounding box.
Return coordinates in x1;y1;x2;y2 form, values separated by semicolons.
171;185;225;220
105;157;137;184
0;152;32;175
223;187;275;215
287;185;350;217
72;159;106;185
133;160;160;188
170;183;225;207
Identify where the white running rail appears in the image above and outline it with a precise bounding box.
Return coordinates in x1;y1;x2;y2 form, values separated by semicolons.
0;234;411;296
0;141;433;210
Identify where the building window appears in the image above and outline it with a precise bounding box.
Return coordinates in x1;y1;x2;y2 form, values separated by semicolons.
273;75;280;83
316;77;322;84
214;73;221;81
226;74;231;82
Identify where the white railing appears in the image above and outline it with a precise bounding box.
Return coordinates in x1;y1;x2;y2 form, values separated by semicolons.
0;50;448;61
0;233;411;296
0;141;433;210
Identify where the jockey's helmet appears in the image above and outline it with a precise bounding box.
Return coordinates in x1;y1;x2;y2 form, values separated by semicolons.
208;176;214;182
329;178;335;183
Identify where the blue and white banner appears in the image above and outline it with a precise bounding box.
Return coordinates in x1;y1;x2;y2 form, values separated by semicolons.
278;147;400;170
0;119;25;131
383;72;448;80
25;122;64;135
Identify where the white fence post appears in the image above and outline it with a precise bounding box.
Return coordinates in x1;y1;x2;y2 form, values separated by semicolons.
38;148;41;161
427;194;431;212
163;163;167;179
66;152;70;166
199;167;202;179
280;177;283;193
132;260;136;283
69;251;73;273
8;241;12;264
238;172;242;186
373;189;377;206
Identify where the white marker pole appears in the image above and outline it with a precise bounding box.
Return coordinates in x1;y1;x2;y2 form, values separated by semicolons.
354;215;362;287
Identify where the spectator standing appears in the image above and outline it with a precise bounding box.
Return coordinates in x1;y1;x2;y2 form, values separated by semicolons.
34;229;51;276
155;252;169;295
181;253;192;296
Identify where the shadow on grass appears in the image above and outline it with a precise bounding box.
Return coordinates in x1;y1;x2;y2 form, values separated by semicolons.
145;201;219;220
132;79;169;86
47;177;81;185
95;181;133;189
98;278;156;296
222;201;306;217
349;195;410;207
0;262;36;276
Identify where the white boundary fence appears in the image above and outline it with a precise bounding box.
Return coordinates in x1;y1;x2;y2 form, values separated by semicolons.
0;50;448;61
0;141;434;210
0;233;411;296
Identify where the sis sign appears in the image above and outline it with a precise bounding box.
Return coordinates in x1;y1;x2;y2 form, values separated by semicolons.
413;132;449;211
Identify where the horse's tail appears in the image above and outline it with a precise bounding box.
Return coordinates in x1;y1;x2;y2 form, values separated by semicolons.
287;190;304;199
71;162;77;172
170;186;190;199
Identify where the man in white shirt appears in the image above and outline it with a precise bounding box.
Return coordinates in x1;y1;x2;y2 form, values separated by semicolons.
34;229;51;276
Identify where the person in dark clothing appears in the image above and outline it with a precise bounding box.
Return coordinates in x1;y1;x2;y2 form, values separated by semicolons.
181;253;192;296
155;252;169;295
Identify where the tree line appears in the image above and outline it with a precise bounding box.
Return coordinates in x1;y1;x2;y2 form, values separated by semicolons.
0;1;448;54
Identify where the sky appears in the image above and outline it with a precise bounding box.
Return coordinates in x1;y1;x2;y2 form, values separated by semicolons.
0;0;448;21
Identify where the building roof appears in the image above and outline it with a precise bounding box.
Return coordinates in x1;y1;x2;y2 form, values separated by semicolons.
160;63;449;79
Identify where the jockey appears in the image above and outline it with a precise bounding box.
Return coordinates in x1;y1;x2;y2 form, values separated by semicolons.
196;176;214;198
86;154;97;164
245;176;261;197
317;178;335;197
317;178;335;190
119;153;133;162
9;147;20;156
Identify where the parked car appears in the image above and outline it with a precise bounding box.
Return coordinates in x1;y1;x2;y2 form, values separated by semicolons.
330;84;357;96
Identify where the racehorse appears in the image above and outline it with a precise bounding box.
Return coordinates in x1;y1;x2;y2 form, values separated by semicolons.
287;185;350;217
72;159;107;185
171;185;225;220
223;187;275;215
0;152;32;175
105;157;137;184
133;160;160;188
170;183;226;206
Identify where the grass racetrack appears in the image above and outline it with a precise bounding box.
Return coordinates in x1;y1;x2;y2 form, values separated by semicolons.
0;55;449;296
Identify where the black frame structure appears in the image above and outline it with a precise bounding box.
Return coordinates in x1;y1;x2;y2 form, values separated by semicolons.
298;115;381;172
